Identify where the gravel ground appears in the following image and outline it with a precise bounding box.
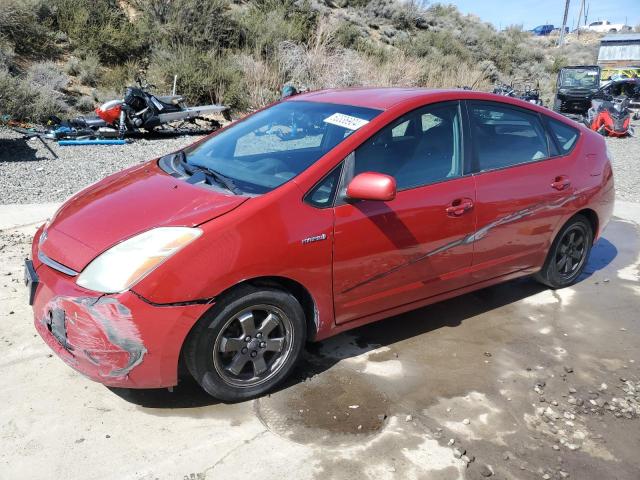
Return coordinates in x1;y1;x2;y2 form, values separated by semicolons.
0;128;206;204
605;118;640;203
1;120;639;204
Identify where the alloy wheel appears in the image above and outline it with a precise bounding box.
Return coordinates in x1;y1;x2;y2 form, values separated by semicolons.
554;224;588;279
213;305;293;388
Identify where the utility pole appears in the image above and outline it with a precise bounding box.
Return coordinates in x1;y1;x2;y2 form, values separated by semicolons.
585;2;589;26
576;0;585;37
558;0;570;46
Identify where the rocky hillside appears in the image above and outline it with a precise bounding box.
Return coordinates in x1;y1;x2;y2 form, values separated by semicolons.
0;0;603;123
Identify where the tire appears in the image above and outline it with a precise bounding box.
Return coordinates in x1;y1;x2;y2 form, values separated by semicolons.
184;285;306;402
535;214;593;289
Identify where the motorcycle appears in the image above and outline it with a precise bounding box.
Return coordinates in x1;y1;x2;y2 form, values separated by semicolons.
520;84;543;106
585;96;633;137
492;83;517;97
492;82;544;106
46;76;228;140
96;76;228;137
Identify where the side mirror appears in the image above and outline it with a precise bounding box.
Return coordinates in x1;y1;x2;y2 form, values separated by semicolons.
346;172;397;202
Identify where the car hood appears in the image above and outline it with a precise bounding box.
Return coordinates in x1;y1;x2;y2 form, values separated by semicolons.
39;161;248;272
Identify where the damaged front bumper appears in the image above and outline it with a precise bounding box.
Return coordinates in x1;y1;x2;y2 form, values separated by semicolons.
30;237;211;388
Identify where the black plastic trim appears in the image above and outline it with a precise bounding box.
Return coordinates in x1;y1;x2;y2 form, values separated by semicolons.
303;162;344;209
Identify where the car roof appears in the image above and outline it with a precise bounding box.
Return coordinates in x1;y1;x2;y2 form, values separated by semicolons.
286;86;583;126
290;87;514;110
561;65;600;70
289;87;438;110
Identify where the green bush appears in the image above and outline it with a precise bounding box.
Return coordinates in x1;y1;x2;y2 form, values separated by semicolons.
50;0;147;64
67;94;95;113
550;55;567;74
148;46;247;108
0;0;58;58
335;0;371;7
64;57;81;76
400;29;471;62
237;0;317;58
0;37;15;71
135;0;243;52
334;21;362;48
26;61;68;91
77;54;101;86
100;60;139;91
0;69;63;122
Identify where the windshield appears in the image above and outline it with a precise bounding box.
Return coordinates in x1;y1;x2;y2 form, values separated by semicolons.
560;68;599;88
184;101;381;195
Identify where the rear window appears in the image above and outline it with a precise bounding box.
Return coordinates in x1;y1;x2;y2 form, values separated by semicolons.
547;118;579;154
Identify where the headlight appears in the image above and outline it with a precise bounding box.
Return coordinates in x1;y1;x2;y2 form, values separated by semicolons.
76;227;202;293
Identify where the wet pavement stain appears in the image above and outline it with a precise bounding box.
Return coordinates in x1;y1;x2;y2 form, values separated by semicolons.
256;369;390;444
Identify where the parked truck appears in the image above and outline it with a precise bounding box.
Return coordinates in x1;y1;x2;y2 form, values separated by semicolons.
580;20;630;33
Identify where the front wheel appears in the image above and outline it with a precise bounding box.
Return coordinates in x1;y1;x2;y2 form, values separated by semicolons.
535;215;593;289
184;286;306;401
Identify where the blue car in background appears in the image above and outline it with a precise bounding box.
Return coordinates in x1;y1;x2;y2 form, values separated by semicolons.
531;24;554;36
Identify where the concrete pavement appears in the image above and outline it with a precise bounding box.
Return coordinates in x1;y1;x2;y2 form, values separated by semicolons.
1;201;639;480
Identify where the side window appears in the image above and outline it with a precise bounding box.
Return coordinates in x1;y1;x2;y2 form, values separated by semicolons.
353;102;463;190
469;103;549;171
547;118;579;154
304;164;342;208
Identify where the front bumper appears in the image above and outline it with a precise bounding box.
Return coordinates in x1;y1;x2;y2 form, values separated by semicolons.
558;96;591;114
30;245;211;388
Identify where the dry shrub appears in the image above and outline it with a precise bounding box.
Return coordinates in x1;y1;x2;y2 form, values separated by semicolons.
100;59;139;90
278;20;367;88
0;69;65;122
26;61;68;91
233;54;282;108
0;0;57;58
278;19;493;92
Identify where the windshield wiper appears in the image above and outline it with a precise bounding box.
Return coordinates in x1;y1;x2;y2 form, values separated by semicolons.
176;151;242;195
196;165;243;195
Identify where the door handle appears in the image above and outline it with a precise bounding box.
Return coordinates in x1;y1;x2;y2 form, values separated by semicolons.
551;176;571;191
446;198;474;216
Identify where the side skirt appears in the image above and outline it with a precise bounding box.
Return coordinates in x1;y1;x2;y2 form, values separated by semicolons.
316;266;539;341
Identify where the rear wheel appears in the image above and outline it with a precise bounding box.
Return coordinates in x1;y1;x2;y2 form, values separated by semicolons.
184;285;306;402
535;215;593;289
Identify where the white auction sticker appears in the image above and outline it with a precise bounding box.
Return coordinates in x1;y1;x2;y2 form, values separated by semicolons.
323;113;370;130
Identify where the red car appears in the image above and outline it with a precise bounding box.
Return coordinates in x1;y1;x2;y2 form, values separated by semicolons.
26;88;614;401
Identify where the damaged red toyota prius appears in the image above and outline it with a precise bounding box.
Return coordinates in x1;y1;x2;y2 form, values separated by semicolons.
26;88;614;401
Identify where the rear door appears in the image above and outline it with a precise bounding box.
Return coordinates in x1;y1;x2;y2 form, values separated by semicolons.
332;101;477;324
466;101;579;282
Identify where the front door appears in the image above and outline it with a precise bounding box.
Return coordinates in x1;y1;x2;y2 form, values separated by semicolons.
332;101;477;325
